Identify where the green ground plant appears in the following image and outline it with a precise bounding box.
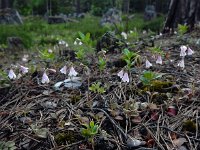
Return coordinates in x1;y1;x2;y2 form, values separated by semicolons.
0;141;17;150
122;48;141;69
149;46;164;56
89;82;105;94
0;13;165;50
178;24;188;35
81;120;99;149
140;71;162;86
98;57;106;71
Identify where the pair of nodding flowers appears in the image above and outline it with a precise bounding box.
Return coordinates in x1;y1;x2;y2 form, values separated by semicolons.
178;45;194;68
8;65;29;80
145;55;162;69
41;66;78;84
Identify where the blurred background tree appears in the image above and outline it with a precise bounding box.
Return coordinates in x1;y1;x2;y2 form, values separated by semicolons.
7;0;169;16
163;0;200;32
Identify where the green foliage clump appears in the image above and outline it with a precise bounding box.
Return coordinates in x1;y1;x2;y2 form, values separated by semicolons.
39;36;59;46
127;13;164;32
39;49;55;63
122;48;141;69
98;57;106;71
129;30;139;41
140;71;162;86
149;46;164;55
74;31;94;63
81;121;98;138
78;32;92;46
143;16;164;32
177;24;188;35
89;82;105;94
0;141;17;150
0;25;33;48
0;69;10;88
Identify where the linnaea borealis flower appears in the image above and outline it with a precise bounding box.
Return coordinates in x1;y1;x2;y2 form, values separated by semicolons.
60;65;67;75
74;38;82;45
41;71;50;84
145;59;152;68
156;55;162;65
74;40;77;45
142;30;147;34
177;58;185;68
59;40;66;45
121;32;127;39
79;41;83;45
22;54;29;62
68;66;78;77
8;69;16;79
180;46;187;57
19;65;29;74
122;72;129;83
187;47;194;55
117;70;124;79
117;70;129;83
48;49;53;53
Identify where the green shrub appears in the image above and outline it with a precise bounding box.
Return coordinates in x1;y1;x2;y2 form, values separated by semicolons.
0;25;33;48
143;16;164;32
125;13;164;32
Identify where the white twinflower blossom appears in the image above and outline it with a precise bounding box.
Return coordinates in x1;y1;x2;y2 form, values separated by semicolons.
8;69;16;79
22;54;29;62
180;46;187;57
122;72;129;83
74;40;77;45
41;71;50;84
142;30;147;34
121;32;127;39
68;66;78;77
177;58;185;68
117;70;129;83
48;49;53;53
20;65;29;74
156;55;162;65
60;65;67;75
79;41;83;45
187;47;194;55
59;40;66;45
145;59;152;68
117;70;124;79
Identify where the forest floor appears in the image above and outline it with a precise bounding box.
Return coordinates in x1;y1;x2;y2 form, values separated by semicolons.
0;27;200;150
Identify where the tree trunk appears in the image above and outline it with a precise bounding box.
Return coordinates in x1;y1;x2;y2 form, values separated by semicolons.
163;0;200;33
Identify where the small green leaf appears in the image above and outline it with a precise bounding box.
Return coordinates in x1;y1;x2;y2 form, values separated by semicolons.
90;121;95;128
78;31;85;40
85;33;90;42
